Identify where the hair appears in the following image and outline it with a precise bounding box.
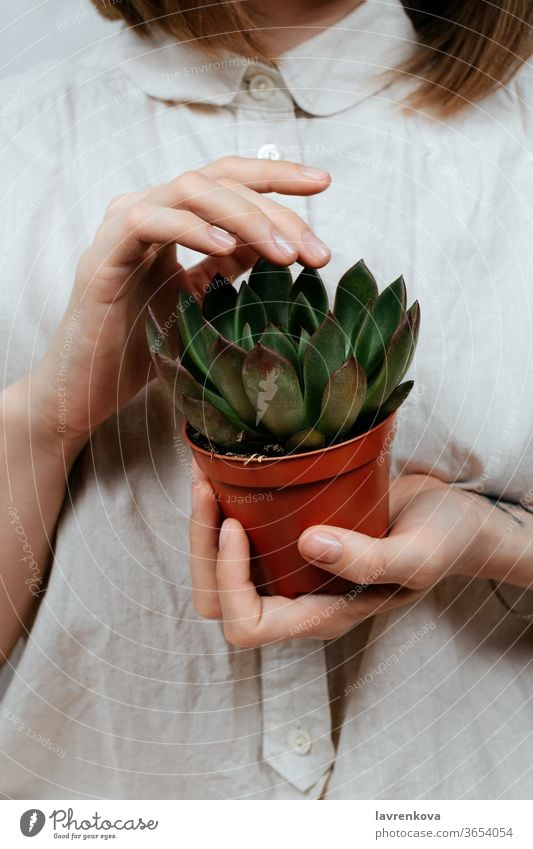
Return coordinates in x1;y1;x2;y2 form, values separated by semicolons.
92;0;533;115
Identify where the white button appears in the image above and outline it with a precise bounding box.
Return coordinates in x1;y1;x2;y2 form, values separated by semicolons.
248;73;275;101
257;143;281;161
288;726;312;755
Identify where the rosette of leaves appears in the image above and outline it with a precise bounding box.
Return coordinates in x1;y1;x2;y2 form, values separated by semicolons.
146;258;420;453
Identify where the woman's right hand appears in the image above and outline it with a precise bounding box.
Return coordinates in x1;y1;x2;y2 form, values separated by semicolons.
32;157;331;446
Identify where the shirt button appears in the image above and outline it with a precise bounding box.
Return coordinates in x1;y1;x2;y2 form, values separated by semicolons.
288;726;313;755
257;143;281;160
248;73;275;101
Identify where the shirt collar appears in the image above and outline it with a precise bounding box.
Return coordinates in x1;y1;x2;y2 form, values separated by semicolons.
117;0;416;116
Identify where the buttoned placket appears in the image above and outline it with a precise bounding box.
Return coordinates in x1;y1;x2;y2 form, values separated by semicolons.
234;64;309;221
232;66;335;795
260;640;335;794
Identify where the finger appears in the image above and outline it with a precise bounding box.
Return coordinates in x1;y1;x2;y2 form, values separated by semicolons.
334;583;424;627
189;474;223;619
275;584;423;640
220;179;330;267
93;202;238;268
201;156;331;196
147;159;330;210
104;191;147;218
215;520;349;646
149;172;301;265
297;525;427;590
215;519;265;643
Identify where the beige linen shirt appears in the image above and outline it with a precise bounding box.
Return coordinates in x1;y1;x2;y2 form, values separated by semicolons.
1;0;533;799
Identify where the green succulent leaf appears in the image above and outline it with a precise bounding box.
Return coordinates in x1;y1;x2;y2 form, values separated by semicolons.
248;259;292;326
333;259;378;354
182;395;243;447
205;390;260;434
359;275;407;377
288;291;321;337
379;380;414;417
152;257;420;453
150;352;201;412
150;349;254;433
303;313;347;423
242;344;305;439
403;302;420;374
202;274;237;340
291;267;329;323
318;357;367;440
207;336;256;425
259;322;299;372
234;283;268;345
177;289;218;378
353;301;375;366
362;301;420;413
146;305;174;360
240;321;254;351
285;428;326;453
298;327;310;361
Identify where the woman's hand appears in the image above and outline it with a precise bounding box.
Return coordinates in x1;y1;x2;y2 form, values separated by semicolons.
1;155;331;660
32;157;331;443
189;468;492;646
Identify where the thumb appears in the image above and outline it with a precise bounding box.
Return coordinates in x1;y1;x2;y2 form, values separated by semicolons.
216;519;262;629
297;525;419;588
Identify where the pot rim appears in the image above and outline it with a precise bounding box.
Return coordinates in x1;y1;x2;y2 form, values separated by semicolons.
183;411;395;466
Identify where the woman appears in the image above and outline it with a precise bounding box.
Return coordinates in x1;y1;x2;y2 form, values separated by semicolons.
1;0;533;799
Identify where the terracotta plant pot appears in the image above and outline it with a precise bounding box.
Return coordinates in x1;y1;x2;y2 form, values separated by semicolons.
186;413;396;598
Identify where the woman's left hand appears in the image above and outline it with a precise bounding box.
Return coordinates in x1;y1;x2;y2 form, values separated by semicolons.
189;468;490;646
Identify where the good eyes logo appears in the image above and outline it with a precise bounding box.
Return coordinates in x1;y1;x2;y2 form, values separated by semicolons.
20;809;45;837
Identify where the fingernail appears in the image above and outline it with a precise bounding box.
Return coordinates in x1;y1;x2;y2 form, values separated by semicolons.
302;229;330;260
301;532;343;564
191;481;200;511
272;229;297;258
219;520;230;551
209;226;236;249
300;166;330;181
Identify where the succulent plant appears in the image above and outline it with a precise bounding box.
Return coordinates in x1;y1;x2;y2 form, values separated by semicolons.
146;259;420;453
